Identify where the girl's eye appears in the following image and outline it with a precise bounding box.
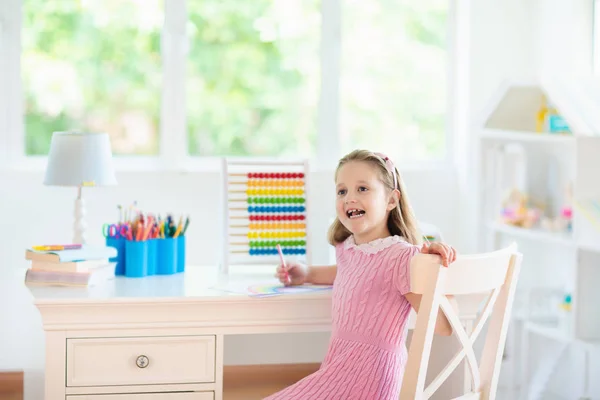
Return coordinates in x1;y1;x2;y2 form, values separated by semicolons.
358;186;368;192
337;189;346;196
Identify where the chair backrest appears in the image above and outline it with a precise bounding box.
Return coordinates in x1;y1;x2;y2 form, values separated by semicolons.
400;243;522;400
221;158;311;274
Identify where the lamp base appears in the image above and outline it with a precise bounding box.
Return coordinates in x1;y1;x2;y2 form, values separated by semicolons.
73;196;87;244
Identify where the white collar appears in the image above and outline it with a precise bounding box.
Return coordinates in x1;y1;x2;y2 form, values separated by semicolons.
343;235;407;255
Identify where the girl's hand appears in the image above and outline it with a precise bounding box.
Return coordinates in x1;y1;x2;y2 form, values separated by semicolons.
274;260;309;286
421;242;457;267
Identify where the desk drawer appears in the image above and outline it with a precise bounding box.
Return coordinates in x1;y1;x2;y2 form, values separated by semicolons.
66;336;216;387
67;393;214;400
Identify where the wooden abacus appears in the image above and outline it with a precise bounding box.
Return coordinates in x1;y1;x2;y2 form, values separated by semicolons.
221;158;311;273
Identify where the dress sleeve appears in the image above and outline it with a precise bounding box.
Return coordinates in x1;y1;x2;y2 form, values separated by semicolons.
392;244;421;295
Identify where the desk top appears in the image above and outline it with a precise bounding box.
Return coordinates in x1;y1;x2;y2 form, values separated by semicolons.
26;265;332;305
24;265;334;332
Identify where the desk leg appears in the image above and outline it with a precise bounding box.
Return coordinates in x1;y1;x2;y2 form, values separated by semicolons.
215;334;224;400
45;330;67;399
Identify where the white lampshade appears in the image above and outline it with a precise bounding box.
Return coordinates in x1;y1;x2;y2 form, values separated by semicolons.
44;132;117;187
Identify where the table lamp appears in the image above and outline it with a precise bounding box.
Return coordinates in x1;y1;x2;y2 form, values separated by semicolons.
44;132;117;244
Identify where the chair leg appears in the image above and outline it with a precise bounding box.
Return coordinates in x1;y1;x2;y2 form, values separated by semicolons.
463;319;473;392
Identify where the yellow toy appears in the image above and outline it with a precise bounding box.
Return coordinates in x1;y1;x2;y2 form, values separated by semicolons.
500;189;541;228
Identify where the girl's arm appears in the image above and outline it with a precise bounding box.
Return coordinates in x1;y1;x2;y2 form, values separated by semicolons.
306;265;337;285
405;242;459;336
404;293;458;336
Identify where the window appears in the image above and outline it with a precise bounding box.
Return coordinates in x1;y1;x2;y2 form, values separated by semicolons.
22;0;163;155
186;0;320;157
340;0;449;161
4;0;453;166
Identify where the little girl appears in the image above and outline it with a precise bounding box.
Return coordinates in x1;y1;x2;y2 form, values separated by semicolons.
265;149;457;400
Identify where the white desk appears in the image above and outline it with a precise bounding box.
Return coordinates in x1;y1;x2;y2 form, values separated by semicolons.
30;266;334;400
30;266;476;400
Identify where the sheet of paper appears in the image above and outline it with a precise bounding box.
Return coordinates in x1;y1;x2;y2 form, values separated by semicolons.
247;283;332;297
210;281;332;297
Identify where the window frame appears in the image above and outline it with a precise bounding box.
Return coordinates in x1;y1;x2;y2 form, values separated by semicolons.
594;0;600;75
0;0;459;173
0;0;25;169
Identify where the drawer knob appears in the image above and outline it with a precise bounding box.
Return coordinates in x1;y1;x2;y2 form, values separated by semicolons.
136;355;149;368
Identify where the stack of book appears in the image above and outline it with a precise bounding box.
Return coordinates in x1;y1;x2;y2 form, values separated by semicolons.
24;244;118;287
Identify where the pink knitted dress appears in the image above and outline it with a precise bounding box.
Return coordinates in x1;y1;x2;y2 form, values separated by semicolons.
264;235;419;400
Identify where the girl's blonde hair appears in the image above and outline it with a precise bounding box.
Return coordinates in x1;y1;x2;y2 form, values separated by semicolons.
327;149;422;246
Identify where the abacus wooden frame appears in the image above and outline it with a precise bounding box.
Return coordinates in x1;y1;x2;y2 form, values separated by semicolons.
221;158;312;274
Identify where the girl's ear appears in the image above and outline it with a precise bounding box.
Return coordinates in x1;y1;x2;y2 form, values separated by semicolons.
386;189;400;211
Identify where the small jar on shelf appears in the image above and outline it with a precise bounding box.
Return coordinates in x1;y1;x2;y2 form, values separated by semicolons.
558;292;573;335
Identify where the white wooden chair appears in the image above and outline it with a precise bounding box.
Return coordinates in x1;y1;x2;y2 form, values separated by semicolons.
400;243;522;400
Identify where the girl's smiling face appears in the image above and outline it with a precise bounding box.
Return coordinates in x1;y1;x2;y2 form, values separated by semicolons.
335;161;398;244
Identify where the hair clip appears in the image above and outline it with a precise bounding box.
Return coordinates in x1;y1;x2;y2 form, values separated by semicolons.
374;152;397;189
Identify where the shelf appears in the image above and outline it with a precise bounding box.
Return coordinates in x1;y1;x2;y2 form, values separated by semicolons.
480;129;574;143
524;320;571;343
487;222;574;246
524;321;599;351
577;243;600;253
513;312;599;350
480;79;600;136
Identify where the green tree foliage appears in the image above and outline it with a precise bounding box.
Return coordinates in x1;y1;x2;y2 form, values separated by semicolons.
341;0;448;161
23;0;162;155
185;1;319;157
22;0;446;160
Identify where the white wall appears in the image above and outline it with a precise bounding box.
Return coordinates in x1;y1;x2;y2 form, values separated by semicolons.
532;0;594;77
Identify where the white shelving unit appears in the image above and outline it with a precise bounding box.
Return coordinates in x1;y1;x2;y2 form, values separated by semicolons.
481;128;575;144
478;79;600;399
487;221;575;247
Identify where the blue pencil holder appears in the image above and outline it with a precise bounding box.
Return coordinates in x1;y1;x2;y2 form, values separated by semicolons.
106;237;126;276
147;239;157;276
177;236;186;273
125;240;149;278
157;238;177;275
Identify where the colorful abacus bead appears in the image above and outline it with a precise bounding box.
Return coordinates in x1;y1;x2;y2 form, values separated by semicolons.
247;231;306;239
246;188;304;196
248;222;306;230
249;215;305;221
248;172;305;179
248;248;307;256
247;206;306;213
247;197;306;204
249;240;306;247
247;179;304;187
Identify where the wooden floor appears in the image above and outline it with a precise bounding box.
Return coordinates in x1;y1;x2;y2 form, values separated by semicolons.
0;365;312;400
224;383;288;400
0;380;288;400
223;363;318;400
0;395;21;400
0;371;23;400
